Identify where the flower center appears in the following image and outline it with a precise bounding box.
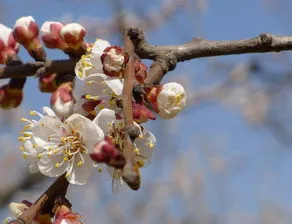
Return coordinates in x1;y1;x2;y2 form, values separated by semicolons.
48;126;88;168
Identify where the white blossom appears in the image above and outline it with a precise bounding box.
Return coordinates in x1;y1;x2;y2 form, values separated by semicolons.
157;82;187;119
19;107;104;185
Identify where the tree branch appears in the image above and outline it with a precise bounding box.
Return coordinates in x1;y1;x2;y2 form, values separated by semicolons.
0;59;77;79
2;28;292;84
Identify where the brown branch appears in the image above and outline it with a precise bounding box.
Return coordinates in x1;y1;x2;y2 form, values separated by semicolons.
2;28;292;85
17;174;69;224
128;28;292;84
0;59;77;79
121;30;141;169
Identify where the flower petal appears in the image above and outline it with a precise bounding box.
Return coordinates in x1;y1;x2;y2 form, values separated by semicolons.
66;114;104;152
66;154;93;185
93;108;117;135
134;130;156;159
42;106;56;116
32;116;62;149
38;154;69;177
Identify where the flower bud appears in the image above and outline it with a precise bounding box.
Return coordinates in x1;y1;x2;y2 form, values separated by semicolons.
60;23;86;48
0;84;23;109
101;46;129;77
90;136;126;169
134;60;147;84
132;102;155;123
122;162;141;191
13;16;39;44
53;198;82;224
38;73;58;92
41;21;68;49
50;82;75;120
147;82;187;119
0;24;19;64
13;16;46;61
8;202;28;218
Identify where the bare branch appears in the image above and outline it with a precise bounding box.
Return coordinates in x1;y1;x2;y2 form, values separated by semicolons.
2;28;292;84
0;59;77;79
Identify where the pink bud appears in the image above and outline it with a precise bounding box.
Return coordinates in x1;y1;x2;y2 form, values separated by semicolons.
39;73;58;92
53;204;82;224
132;102;155;123
50;82;75;119
90;136;126;169
101;46;129;77
41;21;68;50
134;60;147;84
0;24;19;64
81;98;104;112
60;23;86;47
13;16;46;60
13;16;39;44
0;84;23;109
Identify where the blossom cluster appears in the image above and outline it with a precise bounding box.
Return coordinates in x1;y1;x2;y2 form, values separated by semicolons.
1;16;187;223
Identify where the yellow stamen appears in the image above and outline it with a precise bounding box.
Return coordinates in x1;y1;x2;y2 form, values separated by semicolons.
55;163;61;168
20;118;28;122
136;160;144;168
29;110;37;116
148;141;154;148
77;161;84;167
19;146;24;151
18;136;26;142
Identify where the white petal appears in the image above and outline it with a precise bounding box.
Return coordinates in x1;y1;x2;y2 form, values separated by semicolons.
104;77;123;96
32;116;62;149
23;140;37;158
38;154;69;177
66;114;104;152
29;162;39;173
60;23;85;38
83;73;111;98
93;108;116;135
0;24;12;46
42;106;56;116
66;154;93;185
8;202;28;218
85;73;123;96
14;16;35;29
92;39;110;54
135;130;156;159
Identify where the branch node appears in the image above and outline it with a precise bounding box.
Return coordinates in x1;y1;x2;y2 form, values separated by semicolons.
259;33;273;46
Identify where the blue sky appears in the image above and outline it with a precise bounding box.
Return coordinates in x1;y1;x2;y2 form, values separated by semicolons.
1;0;292;223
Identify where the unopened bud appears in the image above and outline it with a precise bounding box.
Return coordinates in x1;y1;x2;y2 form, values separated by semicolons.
13;16;38;44
90;136;126;169
0;24;19;64
41;21;68;49
134;60;147;84
147;82;186;119
60;23;86;47
50;82;75;119
101;46;129;77
39;73;58;92
132;102;155;123
13;16;45;61
8;202;28;218
0;84;23;109
122;162;141;191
